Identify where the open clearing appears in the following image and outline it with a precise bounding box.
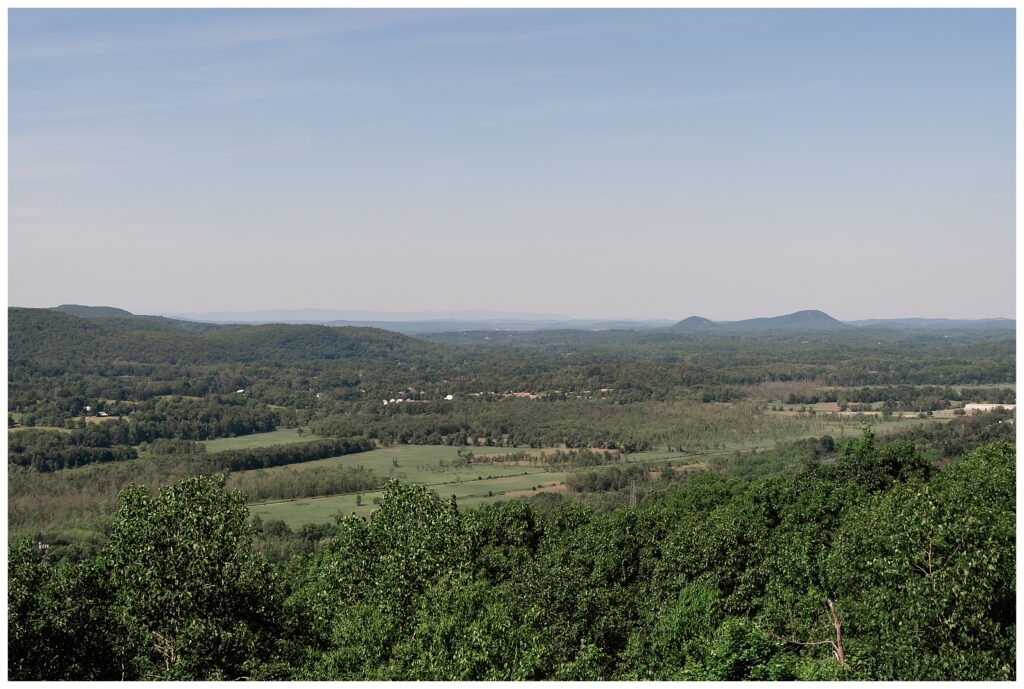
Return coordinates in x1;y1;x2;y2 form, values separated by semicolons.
203;428;323;453
249;469;572;526
242;416;952;528
234;443;531;477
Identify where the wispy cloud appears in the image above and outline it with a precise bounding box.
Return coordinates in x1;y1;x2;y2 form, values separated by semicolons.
9;9;444;60
10;80;371;123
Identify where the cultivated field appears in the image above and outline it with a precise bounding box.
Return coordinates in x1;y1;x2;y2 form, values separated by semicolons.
249;469;573;524
203;428;324;453
243;415;936;527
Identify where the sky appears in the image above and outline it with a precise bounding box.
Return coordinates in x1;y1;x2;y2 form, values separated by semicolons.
8;9;1016;320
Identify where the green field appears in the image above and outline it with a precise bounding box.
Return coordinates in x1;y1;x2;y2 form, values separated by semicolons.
242;416;946;528
246;442;805;530
235;443;526;474
249;469;572;526
203;428;323;453
245;444;571;526
9;425;72;434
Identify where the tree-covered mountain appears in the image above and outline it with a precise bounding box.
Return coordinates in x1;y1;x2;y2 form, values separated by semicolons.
671;310;849;332
52;304;135;319
729;309;848;330
50;304;221;331
671;316;718;331
9;307;446;369
669;311;1016;333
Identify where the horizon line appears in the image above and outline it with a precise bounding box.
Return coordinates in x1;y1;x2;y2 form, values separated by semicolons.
11;304;1017;323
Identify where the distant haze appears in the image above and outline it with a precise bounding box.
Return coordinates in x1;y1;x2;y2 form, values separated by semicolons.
167;309;576;322
8;9;1015;320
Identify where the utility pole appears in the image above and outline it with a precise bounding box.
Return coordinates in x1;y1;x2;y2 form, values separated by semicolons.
629;478;637;508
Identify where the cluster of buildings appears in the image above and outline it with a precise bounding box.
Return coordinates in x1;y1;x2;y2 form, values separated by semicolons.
383;394;455;406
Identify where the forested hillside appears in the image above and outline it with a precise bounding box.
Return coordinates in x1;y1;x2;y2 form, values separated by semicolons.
10;307;1016;427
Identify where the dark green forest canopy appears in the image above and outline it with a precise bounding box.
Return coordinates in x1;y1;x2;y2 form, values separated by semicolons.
8;436;1015;680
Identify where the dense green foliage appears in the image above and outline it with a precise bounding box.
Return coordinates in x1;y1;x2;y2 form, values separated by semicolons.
229;464;381;503
309;398;836;451
210;437;373;472
9;427;138;471
9;436;1015;680
784;384;1016;410
10;476;291;679
427;326;1015;388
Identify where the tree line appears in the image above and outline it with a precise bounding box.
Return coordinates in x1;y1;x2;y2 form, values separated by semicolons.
211;437;373;472
783;384;1016;410
227;464;381;503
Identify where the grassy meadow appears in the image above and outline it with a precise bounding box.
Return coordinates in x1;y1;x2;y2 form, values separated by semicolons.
203;428;324;453
241;412;939;527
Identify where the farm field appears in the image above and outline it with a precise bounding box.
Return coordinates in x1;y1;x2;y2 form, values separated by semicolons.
235;456;549;497
235;442;527;474
250;469;573;526
203;428;323;453
242;445;716;527
243;415;942;527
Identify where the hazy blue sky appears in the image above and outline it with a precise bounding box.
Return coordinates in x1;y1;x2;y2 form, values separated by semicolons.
8;9;1015;320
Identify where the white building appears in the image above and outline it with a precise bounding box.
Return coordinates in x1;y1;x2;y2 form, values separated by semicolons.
964;403;1015;413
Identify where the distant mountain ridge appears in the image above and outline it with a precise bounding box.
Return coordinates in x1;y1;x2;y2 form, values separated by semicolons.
13;305;1016;336
166;308;576;322
162;310;676;334
730;309;847;330
671;310;1015;332
52;304;134;319
848;317;1016;330
672;310;849;332
9;307;442;368
49;304;220;332
674;316;717;329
